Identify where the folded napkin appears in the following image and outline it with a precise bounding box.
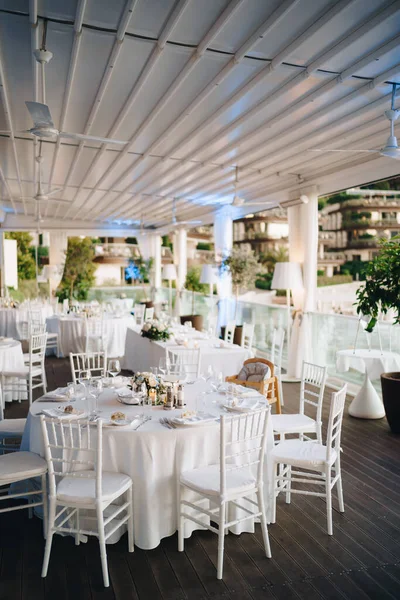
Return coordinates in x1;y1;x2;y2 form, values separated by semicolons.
41;407;84;419
225;397;266;412
172;412;217;425
235;385;264;399
39;387;70;402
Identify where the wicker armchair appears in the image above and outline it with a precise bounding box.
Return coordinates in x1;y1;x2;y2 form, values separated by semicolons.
225;358;281;414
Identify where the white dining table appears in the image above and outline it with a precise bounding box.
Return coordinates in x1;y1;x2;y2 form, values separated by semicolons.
46;314;135;358
0;338;26;402
0;305;53;339
22;380;273;550
336;348;400;419
122;325;251;378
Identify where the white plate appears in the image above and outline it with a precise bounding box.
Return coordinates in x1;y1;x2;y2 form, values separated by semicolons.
223;401;266;413
117;395;141;406
41;408;86;419
102;418;136;427
171;413;218;427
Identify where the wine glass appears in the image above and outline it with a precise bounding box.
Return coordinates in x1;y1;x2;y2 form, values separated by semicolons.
78;369;91;401
89;378;103;415
158;357;167;377
108;359;121;386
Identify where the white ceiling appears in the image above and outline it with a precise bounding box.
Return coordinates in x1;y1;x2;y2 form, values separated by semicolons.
0;0;399;233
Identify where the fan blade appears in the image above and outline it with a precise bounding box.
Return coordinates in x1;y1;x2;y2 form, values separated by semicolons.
47;187;63;197
307;148;377;153
25;101;54;127
59;132;128;145
178;220;202;225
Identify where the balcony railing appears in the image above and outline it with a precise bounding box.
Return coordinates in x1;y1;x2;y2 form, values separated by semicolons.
347;239;378;248
95;243;140;259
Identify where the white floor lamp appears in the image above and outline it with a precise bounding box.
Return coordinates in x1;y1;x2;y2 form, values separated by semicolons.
162;264;177;316
271;262;303;382
200;264;217;299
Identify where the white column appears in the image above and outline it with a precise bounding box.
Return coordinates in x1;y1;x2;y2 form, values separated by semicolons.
287;187;319;378
137;233;162;293
214;206;235;328
49;231;68;295
176;228;187;289
154;235;162;290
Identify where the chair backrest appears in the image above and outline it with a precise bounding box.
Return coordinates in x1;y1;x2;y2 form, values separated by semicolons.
29;309;44;326
69;352;107;384
166;347;201;379
241;322;254;350
238;358;274;381
325;384;347;463
299;361;327;426
85;317;105;338
29;332;48;367
134;304;145;327
40;416;103;500
220;408;269;498
224;320;236;344
270;328;285;369
145;307;154;321
30;321;46;335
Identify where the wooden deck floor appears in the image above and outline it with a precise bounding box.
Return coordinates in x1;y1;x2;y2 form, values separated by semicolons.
1;357;400;600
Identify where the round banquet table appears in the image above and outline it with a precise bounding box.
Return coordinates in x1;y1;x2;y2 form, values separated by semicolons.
46;314;135;358
0;338;26;402
23;380;274;549
0;305;53;340
336;349;400;419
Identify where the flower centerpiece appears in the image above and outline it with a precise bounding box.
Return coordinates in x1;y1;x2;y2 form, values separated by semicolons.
131;371;172;405
141;320;170;342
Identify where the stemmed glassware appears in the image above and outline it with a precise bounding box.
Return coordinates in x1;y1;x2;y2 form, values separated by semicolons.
78;369;92;408
89;378;103;415
108;359;121;386
158;357;167;377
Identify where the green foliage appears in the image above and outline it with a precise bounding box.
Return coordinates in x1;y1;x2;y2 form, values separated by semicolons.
259;247;288;272
340;260;369;281
317;269;325;276
8;280;48;302
326;192;361;205
125;237;138;245
356;236;400;331
184;266;209;314
29;245;49;265
224;246;260;295
196;241;213;251
162;235;173;251
5;232;36;280
318;198;326;211
255;272;272;290
317;274;353;287
359;233;374;240
56;237;97;302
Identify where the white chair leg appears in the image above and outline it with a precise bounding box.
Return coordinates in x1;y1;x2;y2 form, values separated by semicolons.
97;505;109;587
326;469;333;535
336;458;344;513
41;474;48;539
278;377;284;407
29;375;32;406
127;486;134;552
178;484;184;552
217;502;226;580
42;498;56;577
272;463;277;524
257;489;271;558
285;466;291;504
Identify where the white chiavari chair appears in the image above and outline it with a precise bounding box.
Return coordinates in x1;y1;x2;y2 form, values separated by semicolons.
40;416;134;587
144;307;154;321
271;361;327;443
241;322;255;353
84;316;107;354
224;320;236;344
134;304;145;327
69;352;107;384
178;408;271;579
29;309;59;355
166;347;201;380
271;385;347;535
1;332;48;405
269;328;285;406
0;383;26;452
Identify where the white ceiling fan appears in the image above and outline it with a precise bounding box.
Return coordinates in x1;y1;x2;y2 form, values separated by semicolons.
156;198;203;231
308;83;400;160
21;153;71;210
230;166;270;207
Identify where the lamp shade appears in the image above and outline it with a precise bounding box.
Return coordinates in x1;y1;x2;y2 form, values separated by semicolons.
162;264;177;281
271;262;303;290
200;264;217;284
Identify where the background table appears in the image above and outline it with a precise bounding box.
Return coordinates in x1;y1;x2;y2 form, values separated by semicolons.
47;314;135;358
122;326;251;377
0;305;53;339
23;380;273;549
336;349;400;419
0;339;26;402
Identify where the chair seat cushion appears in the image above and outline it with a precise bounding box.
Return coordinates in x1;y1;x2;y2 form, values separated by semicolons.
2;366;42;378
57;470;132;505
0;418;26;436
0;451;47;482
237;362;271;382
271;440;337;469
47;333;58;340
271;413;317;434
180;464;256;496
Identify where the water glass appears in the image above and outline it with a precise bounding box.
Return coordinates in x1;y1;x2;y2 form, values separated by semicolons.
158;357;167;376
108;359;121;384
89;378;103;414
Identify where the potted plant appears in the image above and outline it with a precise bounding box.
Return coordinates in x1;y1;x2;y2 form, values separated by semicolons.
221;246;259;344
180;266;208;331
356;235;400;433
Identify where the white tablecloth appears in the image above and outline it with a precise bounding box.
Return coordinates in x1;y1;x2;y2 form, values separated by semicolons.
122;326;251;377
0;339;26;401
109;298;133;312
47;315;135;358
0;305;53;339
23;380;273;549
336;349;400;381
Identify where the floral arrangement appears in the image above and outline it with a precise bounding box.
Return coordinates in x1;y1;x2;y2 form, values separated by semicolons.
141;320;170;341
131;371;172;405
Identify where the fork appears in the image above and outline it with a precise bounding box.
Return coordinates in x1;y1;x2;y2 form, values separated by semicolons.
159;417;173;429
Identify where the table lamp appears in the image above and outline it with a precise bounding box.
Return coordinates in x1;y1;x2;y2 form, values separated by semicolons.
163;264;177;315
200;264;217;298
271;262;303;348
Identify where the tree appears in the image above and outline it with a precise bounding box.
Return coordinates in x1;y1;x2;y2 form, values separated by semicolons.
259;247;288;272
56;237;97;301
184;266;209;314
5;232;36;280
223;246;259;319
356;235;400;331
